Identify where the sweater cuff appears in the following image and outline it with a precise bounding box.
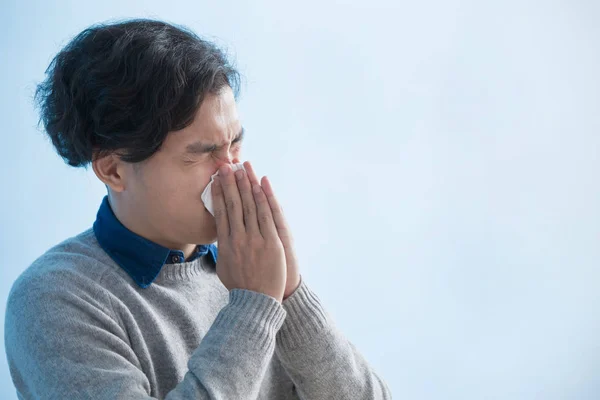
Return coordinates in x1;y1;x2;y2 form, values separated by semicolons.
276;277;332;352
211;289;287;352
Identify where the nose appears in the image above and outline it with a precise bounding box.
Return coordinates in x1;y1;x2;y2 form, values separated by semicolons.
214;156;241;171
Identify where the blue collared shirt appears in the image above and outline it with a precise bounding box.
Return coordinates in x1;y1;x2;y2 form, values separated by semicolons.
92;195;218;288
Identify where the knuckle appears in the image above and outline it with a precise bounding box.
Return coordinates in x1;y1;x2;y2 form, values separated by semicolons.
214;208;226;219
243;203;255;217
237;177;250;190
253;187;264;199
225;198;237;212
259;213;271;225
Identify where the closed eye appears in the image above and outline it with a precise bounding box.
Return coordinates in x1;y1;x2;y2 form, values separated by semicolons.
184;127;245;156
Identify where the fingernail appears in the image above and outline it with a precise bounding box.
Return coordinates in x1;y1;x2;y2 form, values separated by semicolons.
253;184;261;194
219;165;230;176
235;169;245;181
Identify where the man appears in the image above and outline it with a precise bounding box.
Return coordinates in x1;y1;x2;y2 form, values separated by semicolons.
4;18;391;399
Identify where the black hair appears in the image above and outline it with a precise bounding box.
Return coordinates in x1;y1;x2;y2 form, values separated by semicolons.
34;18;241;168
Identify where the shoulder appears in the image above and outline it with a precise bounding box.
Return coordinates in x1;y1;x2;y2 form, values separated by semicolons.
6;228;119;315
4;231;136;397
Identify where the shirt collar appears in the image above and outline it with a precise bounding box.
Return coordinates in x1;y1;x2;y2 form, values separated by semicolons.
92;195;218;288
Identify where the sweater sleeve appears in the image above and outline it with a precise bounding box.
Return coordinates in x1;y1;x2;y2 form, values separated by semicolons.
4;269;287;399
275;276;392;400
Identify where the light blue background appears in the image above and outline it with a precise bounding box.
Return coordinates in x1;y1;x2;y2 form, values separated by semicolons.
2;0;599;398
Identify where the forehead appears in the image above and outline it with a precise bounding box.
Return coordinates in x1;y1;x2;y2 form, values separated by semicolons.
165;87;241;150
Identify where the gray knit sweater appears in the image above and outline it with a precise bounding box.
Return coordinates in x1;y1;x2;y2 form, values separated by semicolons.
4;228;391;399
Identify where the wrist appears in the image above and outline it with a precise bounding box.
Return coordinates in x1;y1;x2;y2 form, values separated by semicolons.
283;274;302;301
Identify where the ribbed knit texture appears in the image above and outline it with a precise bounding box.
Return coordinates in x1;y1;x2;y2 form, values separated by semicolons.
4;228;391;399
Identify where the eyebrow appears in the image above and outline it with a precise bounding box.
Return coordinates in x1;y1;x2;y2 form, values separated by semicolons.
184;127;245;155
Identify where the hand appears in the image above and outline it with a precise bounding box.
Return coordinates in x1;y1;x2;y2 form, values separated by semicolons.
242;162;301;301
211;163;287;303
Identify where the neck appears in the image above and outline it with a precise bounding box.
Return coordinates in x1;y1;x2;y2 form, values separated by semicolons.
108;195;197;260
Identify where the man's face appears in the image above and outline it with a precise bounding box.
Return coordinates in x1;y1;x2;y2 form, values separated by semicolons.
120;86;242;248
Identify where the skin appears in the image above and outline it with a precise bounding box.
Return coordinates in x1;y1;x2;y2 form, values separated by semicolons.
92;85;301;299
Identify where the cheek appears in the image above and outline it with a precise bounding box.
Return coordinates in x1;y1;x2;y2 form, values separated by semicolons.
140;166;195;200
187;164;217;194
145;166;180;192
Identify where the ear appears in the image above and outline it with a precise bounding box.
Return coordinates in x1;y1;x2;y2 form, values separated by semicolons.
92;153;127;193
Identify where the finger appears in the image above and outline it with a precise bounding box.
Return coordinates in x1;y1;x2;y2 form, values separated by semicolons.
243;161;261;186
252;180;279;240
261;176;293;242
219;164;245;234
211;176;229;237
235;168;260;236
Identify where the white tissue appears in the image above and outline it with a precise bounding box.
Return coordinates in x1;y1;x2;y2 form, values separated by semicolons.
201;163;246;217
